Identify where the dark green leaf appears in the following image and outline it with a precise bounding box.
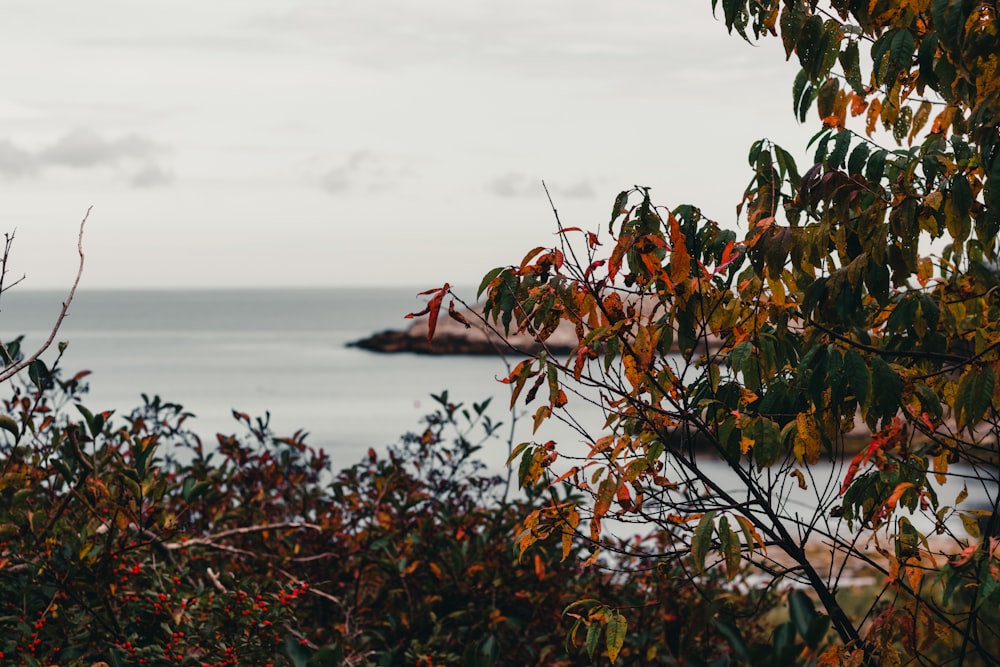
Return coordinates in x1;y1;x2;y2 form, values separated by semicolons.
691;511;717;574
788;590;817;639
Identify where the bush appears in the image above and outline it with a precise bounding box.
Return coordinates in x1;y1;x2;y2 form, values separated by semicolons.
0;342;779;666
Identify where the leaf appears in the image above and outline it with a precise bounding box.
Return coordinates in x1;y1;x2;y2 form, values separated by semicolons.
714;620;751;662
477;267;504;298
605;611;627;664
718;516;742;580
961;513;982;539
780;2;806;59
691;511;717;574
826;130;851;169
794;413;822;465
28;359;49;391
847;142;870;176
843;349;870;408
789;590;818;640
585;619;601;660
404;283;451;345
0;415;19;439
447;300;471;328
668;213;691;284
610;190;629;225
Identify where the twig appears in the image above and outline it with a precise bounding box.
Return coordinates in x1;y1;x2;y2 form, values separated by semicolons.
161;521;324;551
0;207;90;384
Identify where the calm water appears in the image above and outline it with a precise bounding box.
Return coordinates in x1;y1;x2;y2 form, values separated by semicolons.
0;287;517;469
1;288;992;538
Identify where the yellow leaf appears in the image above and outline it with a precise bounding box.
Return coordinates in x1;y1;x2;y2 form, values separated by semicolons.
956;484;969;505
794;413;822;465
668;214;691;285
961;513;982;539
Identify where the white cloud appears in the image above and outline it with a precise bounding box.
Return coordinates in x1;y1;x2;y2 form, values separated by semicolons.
39;128;158;168
0;128;171;188
0;140;37;178
130;162;174;188
488;172;596;199
319;151;409;195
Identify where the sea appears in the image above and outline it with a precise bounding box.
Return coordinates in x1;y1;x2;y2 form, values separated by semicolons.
1;287;992;539
0;287;520;470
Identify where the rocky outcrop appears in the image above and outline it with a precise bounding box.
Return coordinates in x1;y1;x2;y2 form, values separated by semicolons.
349;303;725;357
349;305;577;356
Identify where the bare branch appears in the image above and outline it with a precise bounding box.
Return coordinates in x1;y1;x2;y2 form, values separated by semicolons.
0;207;90;384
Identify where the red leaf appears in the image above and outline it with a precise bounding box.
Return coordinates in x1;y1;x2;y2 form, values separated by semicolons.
404;283;450;345
584;259;606;279
447;300;471;328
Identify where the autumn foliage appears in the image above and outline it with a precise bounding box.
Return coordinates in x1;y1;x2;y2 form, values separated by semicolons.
410;1;1000;664
0;335;787;667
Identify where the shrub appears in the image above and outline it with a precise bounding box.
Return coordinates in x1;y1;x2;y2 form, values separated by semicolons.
0;343;778;666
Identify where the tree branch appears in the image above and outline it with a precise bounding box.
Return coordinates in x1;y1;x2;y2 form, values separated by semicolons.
0;207;90;384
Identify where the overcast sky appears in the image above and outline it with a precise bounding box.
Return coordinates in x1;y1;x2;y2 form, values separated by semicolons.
0;0;816;290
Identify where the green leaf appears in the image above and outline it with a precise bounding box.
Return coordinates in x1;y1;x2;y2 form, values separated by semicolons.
848;142;870;176
284;635;312;667
792;69;809;119
718;516;742;580
866;149;887;183
691;511;717;574
752;417;782;469
506;441;531;466
805;615;832;650
28;359;49;391
969;366;995;427
827;129;851;169
477;267;505;298
780;2;806;58
307;646;344;667
610;190;629;226
888;28;915;69
774;144;801;187
606;611;627;664
842;349;870;408
713;619;751;662
0;415;19;439
788;589;817;639
585;619;601;660
839;39;864;93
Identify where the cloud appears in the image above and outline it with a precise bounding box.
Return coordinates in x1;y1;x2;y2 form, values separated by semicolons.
487;172;596;199
0;140;37;178
0;128;171;187
130;162;174;188
487;172;538;198
39;128;158;168
252;1;736;82
320;151;408;195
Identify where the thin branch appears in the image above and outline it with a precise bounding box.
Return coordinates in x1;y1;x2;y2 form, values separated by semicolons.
161;521;323;551
0;207;90;384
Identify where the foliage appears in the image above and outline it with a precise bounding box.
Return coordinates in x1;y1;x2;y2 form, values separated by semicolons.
412;0;1000;664
0;334;782;666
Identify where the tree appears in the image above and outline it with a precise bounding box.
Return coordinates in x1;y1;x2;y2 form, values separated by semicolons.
414;1;1000;664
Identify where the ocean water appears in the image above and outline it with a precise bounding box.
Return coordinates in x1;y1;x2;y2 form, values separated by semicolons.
1;288;992;538
0;287;517;469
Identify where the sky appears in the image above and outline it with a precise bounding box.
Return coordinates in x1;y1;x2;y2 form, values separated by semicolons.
0;0;818;290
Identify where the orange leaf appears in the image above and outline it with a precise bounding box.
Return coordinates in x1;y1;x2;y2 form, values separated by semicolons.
447;300;471;329
884;482;913;512
405;283;451;345
668;214;691;284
